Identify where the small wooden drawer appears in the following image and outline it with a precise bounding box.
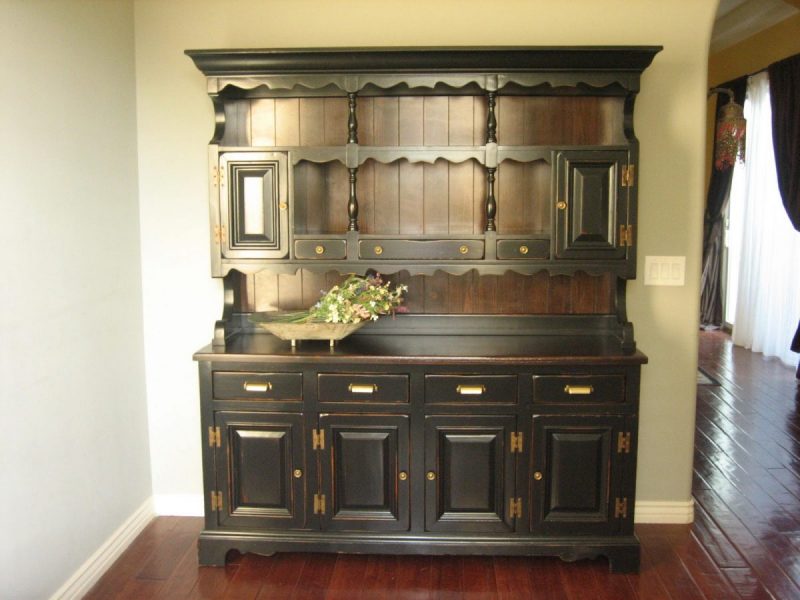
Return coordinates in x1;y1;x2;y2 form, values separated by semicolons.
532;374;625;404
497;239;550;260
425;375;518;404
318;373;409;403
213;372;302;401
294;239;347;260
359;239;484;260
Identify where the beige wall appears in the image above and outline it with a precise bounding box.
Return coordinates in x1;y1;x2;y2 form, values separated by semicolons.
134;0;717;511
710;13;800;86
0;1;150;598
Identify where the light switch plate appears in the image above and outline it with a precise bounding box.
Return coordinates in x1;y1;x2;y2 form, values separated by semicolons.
644;256;686;286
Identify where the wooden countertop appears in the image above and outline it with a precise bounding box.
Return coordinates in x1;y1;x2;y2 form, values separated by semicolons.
194;333;647;366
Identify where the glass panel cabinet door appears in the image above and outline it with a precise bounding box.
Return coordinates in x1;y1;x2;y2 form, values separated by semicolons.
555;150;630;260
219;152;289;259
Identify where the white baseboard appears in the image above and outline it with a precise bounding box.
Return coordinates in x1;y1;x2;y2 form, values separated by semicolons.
154;493;204;516
634;499;694;524
50;497;155;600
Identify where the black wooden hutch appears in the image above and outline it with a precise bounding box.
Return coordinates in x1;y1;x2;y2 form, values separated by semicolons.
187;46;660;573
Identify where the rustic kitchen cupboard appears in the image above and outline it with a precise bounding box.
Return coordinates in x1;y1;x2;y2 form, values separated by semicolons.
187;46;659;573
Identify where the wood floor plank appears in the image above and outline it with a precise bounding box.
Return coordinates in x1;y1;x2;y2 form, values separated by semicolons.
136;517;202;581
624;542;672;600
394;555;434;600
83;517;177;599
661;524;741;599
690;501;748;569
290;553;337;600
635;526;706;600
254;553;306;599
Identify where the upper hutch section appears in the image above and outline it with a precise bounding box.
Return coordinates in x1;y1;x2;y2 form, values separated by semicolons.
186;47;660;279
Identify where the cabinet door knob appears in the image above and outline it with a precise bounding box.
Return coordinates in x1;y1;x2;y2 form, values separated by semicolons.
374;245;383;256
426;471;437;481
556;201;567;210
398;471;408;481
293;469;303;479
315;245;325;255
533;471;543;481
519;245;529;255
243;381;272;393
459;245;469;255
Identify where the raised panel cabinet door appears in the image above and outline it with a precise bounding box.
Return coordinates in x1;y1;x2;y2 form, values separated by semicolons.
214;411;306;529
219;151;289;259
555;150;629;260
530;414;626;536
424;415;517;533
319;414;410;531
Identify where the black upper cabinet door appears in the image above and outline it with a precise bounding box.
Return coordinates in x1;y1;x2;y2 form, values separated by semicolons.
219;151;289;259
319;414;410;531
530;414;626;536
425;415;517;533
555;150;629;260
215;411;306;530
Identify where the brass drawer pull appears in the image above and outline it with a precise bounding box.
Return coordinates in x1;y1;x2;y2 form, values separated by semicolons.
459;245;469;255
243;381;272;393
564;385;594;395
533;471;543;481
426;471;437;481
315;245;325;255
349;383;377;394
374;245;383;256
398;471;408;481
293;469;303;479
519;245;529;255
457;384;486;396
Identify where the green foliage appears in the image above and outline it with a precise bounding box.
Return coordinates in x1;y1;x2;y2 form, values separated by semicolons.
253;274;408;324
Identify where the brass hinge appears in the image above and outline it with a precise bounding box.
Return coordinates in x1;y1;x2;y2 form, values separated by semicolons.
208;426;221;448
509;497;522;519
314;493;326;515
619;224;634;247
213;225;225;244
617;431;631;454
510;431;523;454
312;428;325;450
210;491;223;512
211;166;218;187
622;164;635;187
614;497;628;519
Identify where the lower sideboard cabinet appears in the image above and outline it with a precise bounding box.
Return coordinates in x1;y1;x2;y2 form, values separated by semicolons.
196;350;644;574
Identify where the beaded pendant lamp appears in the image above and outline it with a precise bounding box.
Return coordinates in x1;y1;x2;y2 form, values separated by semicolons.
710;87;746;171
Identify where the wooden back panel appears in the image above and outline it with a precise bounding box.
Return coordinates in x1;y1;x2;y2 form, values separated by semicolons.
242;270;614;315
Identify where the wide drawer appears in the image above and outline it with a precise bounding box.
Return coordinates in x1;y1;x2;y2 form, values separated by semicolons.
359;239;484;260
532;374;625;404
497;238;550;260
425;375;517;404
294;239;346;259
318;373;409;403
213;372;303;401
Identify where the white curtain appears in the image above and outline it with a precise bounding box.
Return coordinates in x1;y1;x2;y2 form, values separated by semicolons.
730;72;800;368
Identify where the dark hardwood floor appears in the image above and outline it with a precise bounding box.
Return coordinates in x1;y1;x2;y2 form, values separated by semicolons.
85;331;800;599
